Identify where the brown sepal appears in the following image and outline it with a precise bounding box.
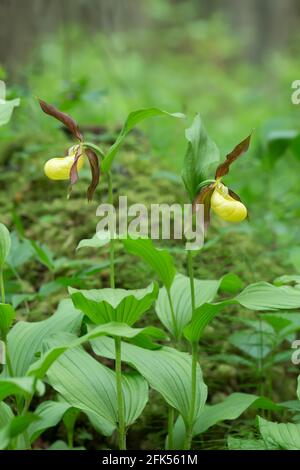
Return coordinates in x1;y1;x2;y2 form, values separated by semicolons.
70;147;83;186
85;148;100;201
193;183;215;227
39;99;83;141
215;134;252;179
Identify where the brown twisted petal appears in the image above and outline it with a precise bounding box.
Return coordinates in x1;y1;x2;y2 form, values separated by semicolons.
39;99;83;141
215;133;251;179
70;147;83;186
86;148;100;202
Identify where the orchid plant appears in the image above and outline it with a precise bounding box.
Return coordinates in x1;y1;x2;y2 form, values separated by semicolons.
1;99;300;452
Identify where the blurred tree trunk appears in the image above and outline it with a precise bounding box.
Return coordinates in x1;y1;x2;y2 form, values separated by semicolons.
0;0;299;74
226;0;298;61
0;0;142;74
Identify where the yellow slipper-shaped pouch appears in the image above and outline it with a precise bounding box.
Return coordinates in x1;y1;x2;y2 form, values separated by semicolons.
211;183;247;223
44;153;84;180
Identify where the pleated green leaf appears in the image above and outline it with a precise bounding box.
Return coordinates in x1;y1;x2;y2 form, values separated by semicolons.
69;282;158;326
182;114;220;201
173;393;281;448
28;401;72;443
90;336;207;425
258;416;300;450
235;282;300;310
0;81;20;127
0;402;14;428
101;108;184;173
156;273;241;338
0;222;11;268
46;339;148;428
76;231;111;250
0;413;38;450
183;281;300;343
7;299;83;376
123;238;176;290
0;377;45;401
227;436;269;450
183;302;229;342
27;322;166;379
0;303;15;339
28;399;114;441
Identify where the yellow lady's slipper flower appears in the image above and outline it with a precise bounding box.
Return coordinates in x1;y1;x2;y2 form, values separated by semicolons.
211;182;247;223
44;147;84;181
39;99;100;200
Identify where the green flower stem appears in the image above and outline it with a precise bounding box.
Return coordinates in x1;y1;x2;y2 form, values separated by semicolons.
184;341;198;450
20;377;38;450
185;250;197;450
187;250;195;312
167;406;174;450
166;288;179;340
107;171;115;289
114;336;126;450
106;170;125;449
0;269;5;303
0;269;13;377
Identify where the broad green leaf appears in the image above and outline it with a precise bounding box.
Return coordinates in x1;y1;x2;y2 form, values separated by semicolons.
0;401;14;428
262;312;300;334
0;303;15;339
0;222;11;268
27;322;166;378
195;394;280;435
90;336;207;425
77;231;111;250
101;108;184;173
181;114;220;201
297;376;300;401
46;338;148;428
280;400;300;413
28;401;77;443
173;393;280;448
228;329;275;359
156;273;241;338
6;232;33;269
7;299;82;376
123;238;176;290
0;377;45;401
69;282;158;326
0;413;38;450
258;416;300;450
29;399;114;440
235;282;300;310
0;81;20;127
183;281;300;343
227;436;269;450
274;274;300;286
183;302;228;342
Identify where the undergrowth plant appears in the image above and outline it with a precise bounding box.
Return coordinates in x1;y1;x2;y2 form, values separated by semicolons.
1;97;300;451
